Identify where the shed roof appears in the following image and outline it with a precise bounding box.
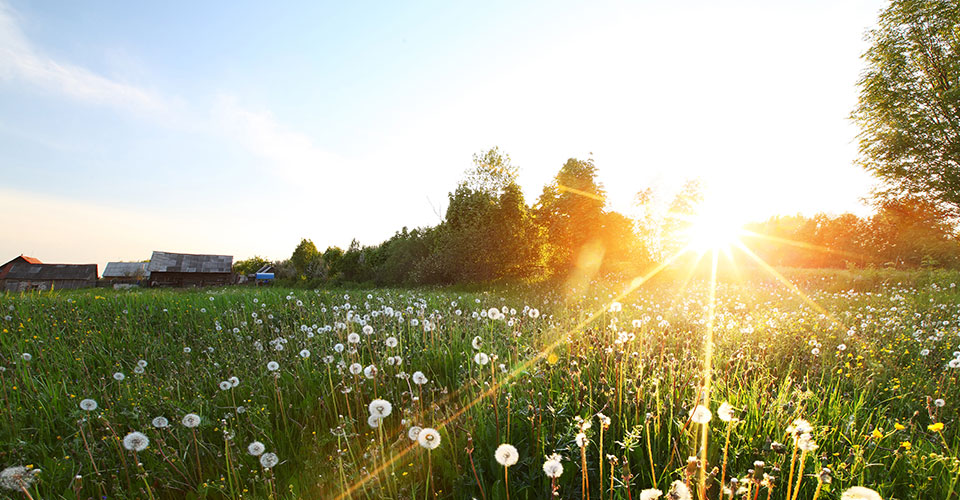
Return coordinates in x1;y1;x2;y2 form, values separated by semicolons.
3;263;97;281
147;251;232;274
103;262;150;278
2;255;42;268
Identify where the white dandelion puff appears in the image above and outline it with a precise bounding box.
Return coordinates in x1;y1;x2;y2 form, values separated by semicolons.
122;432;150;452
417;427;441;449
495;443;519;467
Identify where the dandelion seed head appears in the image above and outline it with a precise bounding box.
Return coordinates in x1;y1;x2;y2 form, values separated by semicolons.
248;441;266;456
495;443;519;467
417;427;441;450
260;452;279;469
182;413;201;428
122;431;149;452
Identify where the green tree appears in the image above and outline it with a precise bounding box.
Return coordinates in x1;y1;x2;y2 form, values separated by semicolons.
535;157;606;274
464;147;519;197
233;256;271;275
853;0;960;214
290;238;320;279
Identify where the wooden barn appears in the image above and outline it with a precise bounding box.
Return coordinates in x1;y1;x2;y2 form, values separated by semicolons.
102;262;150;285
0;255;97;292
147;251;233;287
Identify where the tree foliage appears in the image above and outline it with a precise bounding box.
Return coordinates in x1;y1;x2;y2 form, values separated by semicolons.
853;0;960;214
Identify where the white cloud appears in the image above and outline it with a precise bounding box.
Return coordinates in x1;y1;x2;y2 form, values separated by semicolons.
0;1;165;114
213;95;352;188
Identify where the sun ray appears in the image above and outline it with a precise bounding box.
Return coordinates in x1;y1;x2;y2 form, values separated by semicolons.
739;229;870;262
734;241;847;330
333;246;694;500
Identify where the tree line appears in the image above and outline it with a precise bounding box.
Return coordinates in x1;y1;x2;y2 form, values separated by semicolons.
234;148;960;286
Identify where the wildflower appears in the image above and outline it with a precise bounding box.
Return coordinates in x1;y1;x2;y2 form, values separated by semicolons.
362;325;374;335
934;398;945;408
228;376;240;387
113;372;125;381
817;467;833;484
690;405;712;424
474;352;490;366
152;417;169;428
247;441;266;456
0;466;40;491
417;427;441;449
840;486;882;500
667;479;692;500
871;429;883;439
123;432;149;452
334;343;345;353
259;452;279;469
528;308;540;319
495;443;519;466
472;336;483;350
386;336;398;348
219;381;231;391
299;349;310;359
900;441;911;450
266;361;279;371
368;415;382;428
797;433;818;452
640;489;663;500
347;333;361;344
21;353;31;362
929;422;944;432
575;432;588;447
597;412;611;428
413;371;428;385
368;399;393;418
894;423;905;430
183;347;191;353
182;413;201;428
787;419;812;436
79;399;98;411
542;454;563;478
717;402;735;422
349;363;363;375
137;359;148;368
408;426;422;441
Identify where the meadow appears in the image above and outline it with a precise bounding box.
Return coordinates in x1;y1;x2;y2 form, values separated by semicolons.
1;269;958;500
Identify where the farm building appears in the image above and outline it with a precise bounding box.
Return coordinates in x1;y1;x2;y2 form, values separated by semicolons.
0;255;97;291
146;251;233;287
102;262;150;285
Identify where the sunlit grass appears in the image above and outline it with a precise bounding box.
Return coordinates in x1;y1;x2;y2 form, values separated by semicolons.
0;270;958;499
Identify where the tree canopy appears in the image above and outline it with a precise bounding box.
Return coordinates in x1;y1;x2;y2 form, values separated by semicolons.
853;0;960;215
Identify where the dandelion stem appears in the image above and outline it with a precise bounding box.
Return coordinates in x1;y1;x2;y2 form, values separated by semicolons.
790;451;807;500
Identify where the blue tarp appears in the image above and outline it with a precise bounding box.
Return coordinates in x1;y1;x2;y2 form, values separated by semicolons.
256;273;275;280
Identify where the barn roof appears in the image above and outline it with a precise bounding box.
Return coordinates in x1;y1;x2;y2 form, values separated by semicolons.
2;255;42;268
147;251;232;274
4;263;97;281
103;262;150;278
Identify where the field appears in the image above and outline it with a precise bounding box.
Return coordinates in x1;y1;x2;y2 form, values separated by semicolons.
1;269;959;500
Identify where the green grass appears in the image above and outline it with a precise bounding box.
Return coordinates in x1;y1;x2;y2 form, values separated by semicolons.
0;270;958;499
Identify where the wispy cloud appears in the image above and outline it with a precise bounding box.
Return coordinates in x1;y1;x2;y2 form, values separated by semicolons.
213;95;351;187
0;0;345;188
0;1;165;113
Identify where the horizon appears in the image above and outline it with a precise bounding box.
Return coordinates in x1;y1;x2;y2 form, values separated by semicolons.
1;0;884;270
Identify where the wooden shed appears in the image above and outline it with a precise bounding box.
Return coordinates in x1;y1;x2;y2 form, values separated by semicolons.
1;256;97;292
147;251;233;287
102;262;150;285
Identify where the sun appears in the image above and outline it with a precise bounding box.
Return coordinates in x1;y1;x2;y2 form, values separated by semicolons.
685;200;747;253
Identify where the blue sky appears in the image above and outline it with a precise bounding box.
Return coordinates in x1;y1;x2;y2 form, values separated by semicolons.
1;0;885;269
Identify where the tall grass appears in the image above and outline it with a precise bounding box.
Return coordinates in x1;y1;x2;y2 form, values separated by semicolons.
0;273;957;499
